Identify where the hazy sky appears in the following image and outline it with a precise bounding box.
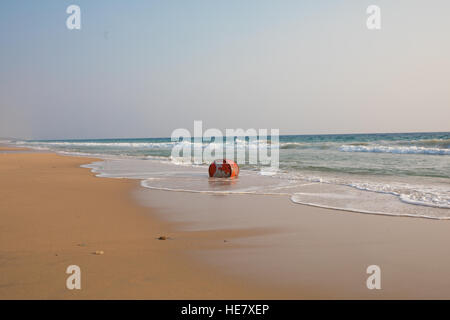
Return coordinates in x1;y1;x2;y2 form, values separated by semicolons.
1;0;449;139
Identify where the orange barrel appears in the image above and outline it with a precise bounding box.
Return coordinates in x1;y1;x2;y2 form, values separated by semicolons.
208;159;239;178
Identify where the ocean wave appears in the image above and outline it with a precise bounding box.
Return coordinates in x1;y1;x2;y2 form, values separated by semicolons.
280;142;309;150
290;195;450;220
278;171;450;210
340;144;450;155
17;141;176;149
397;139;450;149
18;139;278;150
348;182;450;209
280;142;334;150
79;154;450;220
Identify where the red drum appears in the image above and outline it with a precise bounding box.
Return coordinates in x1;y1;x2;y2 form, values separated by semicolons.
208;159;239;178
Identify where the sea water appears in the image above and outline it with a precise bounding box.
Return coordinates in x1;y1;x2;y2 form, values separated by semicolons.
12;132;450;219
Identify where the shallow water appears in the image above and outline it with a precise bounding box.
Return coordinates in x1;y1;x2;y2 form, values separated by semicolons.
12;132;450;219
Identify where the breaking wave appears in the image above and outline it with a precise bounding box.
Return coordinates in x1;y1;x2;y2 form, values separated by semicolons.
340;144;450;155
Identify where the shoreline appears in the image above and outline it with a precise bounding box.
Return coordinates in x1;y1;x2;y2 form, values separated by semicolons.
2;146;450;299
136;188;450;299
0;147;287;299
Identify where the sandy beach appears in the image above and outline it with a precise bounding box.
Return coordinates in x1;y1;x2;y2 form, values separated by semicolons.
0;147;283;299
2;0;450;305
2;146;450;299
137;188;450;299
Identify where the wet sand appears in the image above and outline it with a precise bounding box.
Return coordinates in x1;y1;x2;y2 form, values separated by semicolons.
136;183;450;299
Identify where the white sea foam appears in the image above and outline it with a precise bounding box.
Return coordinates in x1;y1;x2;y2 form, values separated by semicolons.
340;144;450;155
78;156;450;220
259;167;279;176
348;182;450;209
290;195;450;220
17;139;276;149
17;140;176;149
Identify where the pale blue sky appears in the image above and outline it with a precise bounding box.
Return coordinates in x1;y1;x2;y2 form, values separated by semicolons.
1;0;449;139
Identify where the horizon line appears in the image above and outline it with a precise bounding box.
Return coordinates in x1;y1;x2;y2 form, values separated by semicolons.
4;130;450;142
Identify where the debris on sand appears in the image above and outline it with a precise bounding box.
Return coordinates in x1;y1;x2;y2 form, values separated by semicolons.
93;250;104;255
